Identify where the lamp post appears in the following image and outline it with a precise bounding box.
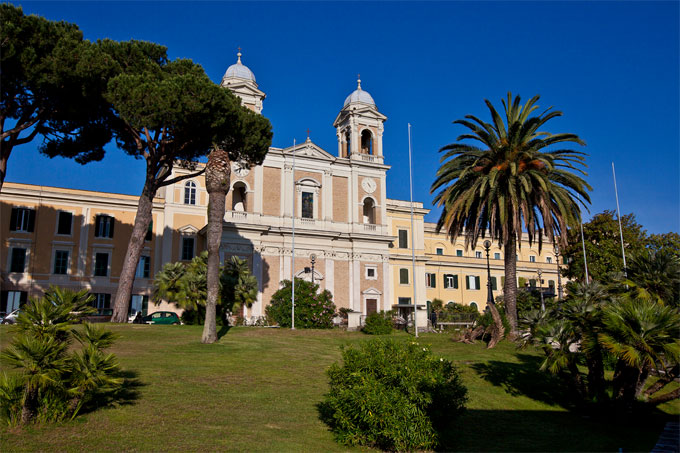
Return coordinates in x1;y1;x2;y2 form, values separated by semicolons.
537;268;545;312
310;254;316;286
554;245;563;301
484;240;494;307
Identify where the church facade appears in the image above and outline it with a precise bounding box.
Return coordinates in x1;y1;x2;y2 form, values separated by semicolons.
1;53;562;320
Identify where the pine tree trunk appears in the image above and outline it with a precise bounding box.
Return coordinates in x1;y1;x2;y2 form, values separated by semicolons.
202;149;230;344
0;146;9;191
503;234;518;336
111;183;156;323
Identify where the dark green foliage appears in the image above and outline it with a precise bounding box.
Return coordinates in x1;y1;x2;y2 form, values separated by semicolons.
0;5;113;186
153;253;258;325
616;248;680;307
0;288;123;425
562;211;647;282
265;279;335;329
321;339;468;451
362;311;392;335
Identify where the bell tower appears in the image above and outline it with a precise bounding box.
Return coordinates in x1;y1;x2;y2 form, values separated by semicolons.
221;50;266;114
333;77;387;163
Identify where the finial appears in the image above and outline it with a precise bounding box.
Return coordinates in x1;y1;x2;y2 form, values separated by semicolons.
306;128;311;141
357;73;361;90
237;47;242;63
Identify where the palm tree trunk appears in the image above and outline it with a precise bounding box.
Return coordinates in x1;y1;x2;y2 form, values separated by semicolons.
648;387;680;405
202;149;230;344
486;303;505;349
585;348;606;401
503;234;518;336
20;384;38;425
111;182;156;323
644;364;679;397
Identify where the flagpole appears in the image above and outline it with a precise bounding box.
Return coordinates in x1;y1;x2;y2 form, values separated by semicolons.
612;162;627;277
291;139;296;330
408;123;418;338
578;194;589;282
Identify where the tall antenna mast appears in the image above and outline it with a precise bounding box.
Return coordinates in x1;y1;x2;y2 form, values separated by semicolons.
408;123;418;338
612;162;627;276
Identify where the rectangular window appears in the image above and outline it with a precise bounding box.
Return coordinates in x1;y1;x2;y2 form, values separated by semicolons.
399;268;409;284
398;297;411;305
94;215;114;238
456;249;463;257
466;275;481;290
425;272;436;288
494;252;501;260
181;237;195;260
56;211;72;235
9;207;35;232
4;291;27;313
365;266;377;280
301;192;314;219
475;251;482;258
398;230;408;248
94;253;109;277
443;274;458;289
529;279;537;288
490;276;498;291
53;250;69;275
93;293;111;310
10;248;26;273
546;256;552;264
145;221;153;241
529;255;536;263
436;248;443;256
549;280;555;289
130;295;149;317
136;256;150;278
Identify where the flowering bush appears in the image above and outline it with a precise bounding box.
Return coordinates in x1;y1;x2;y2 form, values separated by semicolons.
362;311;393;335
266;278;336;328
321;338;468;451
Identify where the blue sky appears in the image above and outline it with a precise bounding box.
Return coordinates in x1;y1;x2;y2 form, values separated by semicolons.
7;1;680;234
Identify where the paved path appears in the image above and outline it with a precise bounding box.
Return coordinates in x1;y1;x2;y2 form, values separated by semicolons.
651;421;679;453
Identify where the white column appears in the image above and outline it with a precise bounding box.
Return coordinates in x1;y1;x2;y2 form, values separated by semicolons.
382;258;391;311
77;207;90;276
162;212;174;264
154;211;164;274
323;169;332;221
282;164;293;217
282;250;290;284
253;248;263;317
353;258;361;312
325;257;334;296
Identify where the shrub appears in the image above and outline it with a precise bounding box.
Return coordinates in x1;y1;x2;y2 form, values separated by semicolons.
0;288;123;425
362;311;392;335
321;338;468;451
266;278;335;328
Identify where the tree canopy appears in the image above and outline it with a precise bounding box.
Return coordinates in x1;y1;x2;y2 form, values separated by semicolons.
0;4;112;188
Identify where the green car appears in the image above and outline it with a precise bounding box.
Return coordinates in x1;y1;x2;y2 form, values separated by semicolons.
143;311;181;325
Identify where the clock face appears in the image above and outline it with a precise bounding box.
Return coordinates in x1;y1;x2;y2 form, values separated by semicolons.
362;178;377;194
232;161;250;178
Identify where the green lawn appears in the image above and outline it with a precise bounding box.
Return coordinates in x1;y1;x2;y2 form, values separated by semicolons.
0;325;677;452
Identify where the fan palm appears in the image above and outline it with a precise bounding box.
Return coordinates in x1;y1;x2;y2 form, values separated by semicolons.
431;92;591;333
600;298;680;404
620;249;680;307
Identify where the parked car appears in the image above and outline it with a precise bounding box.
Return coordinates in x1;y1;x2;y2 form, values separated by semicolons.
1;309;20;325
142;311;181;325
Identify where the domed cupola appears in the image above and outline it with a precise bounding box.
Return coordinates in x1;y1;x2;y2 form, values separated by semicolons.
333;76;387;161
343;77;375;107
220;50;266;114
222;51;256;82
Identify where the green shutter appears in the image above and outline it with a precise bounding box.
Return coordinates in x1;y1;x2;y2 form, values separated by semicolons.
453;275;458;289
475;276;481;289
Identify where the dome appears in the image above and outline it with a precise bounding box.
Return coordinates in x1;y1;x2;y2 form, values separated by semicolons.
343;78;375;107
223;52;256;82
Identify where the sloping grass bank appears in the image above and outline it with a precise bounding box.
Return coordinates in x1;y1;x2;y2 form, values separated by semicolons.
0;325;676;451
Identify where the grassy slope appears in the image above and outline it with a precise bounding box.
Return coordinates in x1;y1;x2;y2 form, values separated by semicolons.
0;325;677;452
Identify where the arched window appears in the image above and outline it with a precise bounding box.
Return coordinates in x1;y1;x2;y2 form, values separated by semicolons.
362;197;375;224
184;181;196;205
345;130;351;157
469;302;479;312
361;130;373;155
232;182;247;211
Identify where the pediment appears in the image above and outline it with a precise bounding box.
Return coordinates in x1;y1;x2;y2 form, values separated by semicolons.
222;81;265;98
282;141;335;161
362;287;382;295
333;106;387;127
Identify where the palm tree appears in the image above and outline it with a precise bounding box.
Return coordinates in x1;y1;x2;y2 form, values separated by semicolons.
431;92;591;335
620;249;680;307
202;148;231;344
600;298;680;404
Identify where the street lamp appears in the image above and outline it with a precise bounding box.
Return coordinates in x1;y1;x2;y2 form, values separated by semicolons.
310;253;316;286
483;240;494;307
554;245;563;301
537;268;545;312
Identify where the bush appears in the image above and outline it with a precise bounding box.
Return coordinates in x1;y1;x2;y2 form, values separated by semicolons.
321;338;468;451
265;278;335;328
0;288;123;425
362;311;392;335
